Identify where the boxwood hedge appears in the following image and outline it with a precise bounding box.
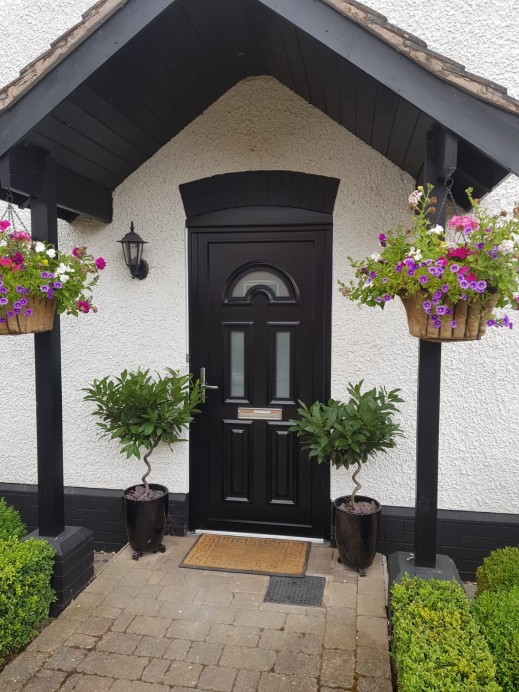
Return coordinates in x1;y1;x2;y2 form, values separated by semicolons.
476;547;519;596
0;497;26;541
390;575;500;692
472;582;519;691
0;537;56;665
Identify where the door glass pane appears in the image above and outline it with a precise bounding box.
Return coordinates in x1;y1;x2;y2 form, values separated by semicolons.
275;331;291;399
230;330;245;398
232;270;290;298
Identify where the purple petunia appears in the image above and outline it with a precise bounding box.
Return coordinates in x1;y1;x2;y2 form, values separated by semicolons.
476;280;487;292
383;294;392;302
375;296;383;303
0;287;6;294
419;275;428;284
19;298;27;306
24;308;32;317
41;272;49;278
459;280;469;289
450;320;457;328
53;281;63;289
436;305;448;315
434;290;443;299
461;293;467;301
469;281;477;290
449;264;460;273
487;319;497;327
441;284;449;293
477;242;485;250
0;297;7;305
407;269;415;277
40;285;49;292
422;301;432;311
6;311;13;318
15;285;25;293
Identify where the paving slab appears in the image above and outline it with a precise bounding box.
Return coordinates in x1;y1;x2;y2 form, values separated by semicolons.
0;536;390;691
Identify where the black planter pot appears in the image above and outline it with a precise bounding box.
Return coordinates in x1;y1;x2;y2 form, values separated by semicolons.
334;495;381;570
122;484;169;559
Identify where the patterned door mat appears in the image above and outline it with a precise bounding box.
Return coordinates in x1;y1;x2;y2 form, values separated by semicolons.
180;534;310;576
264;575;326;607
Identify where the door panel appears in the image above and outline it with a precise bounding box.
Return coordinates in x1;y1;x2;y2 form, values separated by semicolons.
189;227;331;537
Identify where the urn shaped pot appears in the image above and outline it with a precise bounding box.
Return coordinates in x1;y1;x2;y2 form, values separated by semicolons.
122;483;169;556
334;495;381;570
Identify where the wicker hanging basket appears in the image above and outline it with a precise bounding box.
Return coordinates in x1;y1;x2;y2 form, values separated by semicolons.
400;292;499;342
0;297;56;335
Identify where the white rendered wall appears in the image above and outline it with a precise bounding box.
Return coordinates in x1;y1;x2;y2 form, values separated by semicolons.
0;1;518;515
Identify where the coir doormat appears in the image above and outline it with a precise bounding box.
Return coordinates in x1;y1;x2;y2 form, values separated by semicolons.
180;533;310;577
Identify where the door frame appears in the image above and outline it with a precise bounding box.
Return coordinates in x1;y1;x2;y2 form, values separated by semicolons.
181;171;340;539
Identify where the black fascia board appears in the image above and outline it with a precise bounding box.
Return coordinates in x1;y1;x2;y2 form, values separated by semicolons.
0;0;180;159
0;147;112;222
255;0;519;176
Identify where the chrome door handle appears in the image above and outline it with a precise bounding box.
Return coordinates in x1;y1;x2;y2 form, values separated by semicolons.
200;367;219;402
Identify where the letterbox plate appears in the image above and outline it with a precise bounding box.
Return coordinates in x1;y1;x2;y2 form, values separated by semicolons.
238;408;283;420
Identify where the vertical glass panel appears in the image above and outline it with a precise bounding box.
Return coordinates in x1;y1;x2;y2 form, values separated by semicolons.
230;330;245;398
275;331;291;399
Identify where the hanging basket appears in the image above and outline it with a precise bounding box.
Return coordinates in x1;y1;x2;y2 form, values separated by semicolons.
0;297;56;335
400;292;499;342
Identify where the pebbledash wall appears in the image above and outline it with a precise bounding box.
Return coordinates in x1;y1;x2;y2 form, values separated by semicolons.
1;0;518;574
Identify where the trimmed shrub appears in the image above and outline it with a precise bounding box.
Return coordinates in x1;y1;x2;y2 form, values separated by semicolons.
391;575;501;692
472;586;519;692
0;497;26;541
0;538;56;664
476;547;519;595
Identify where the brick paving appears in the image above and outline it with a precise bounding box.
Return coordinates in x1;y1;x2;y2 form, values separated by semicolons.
0;536;392;691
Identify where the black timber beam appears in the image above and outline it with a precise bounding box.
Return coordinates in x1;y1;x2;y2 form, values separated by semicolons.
0;147;112;221
254;0;519;176
0;0;180;158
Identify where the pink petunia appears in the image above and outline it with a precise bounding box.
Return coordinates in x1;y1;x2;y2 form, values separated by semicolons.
10;231;31;242
77;300;91;313
448;215;479;231
95;257;106;270
0;220;10;231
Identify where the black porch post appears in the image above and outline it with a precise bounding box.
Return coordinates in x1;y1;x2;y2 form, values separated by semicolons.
414;126;457;567
30;152;65;536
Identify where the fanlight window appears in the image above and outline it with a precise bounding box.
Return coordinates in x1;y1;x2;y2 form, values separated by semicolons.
231;270;291;298
226;265;298;303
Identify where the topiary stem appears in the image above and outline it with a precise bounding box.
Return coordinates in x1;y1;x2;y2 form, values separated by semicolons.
141;450;153;499
350;461;362;511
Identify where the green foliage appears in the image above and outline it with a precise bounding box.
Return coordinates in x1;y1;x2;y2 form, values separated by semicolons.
472;587;519;692
476;547;519;595
0;497;26;541
0;538;56;664
390;575;501;692
83;368;203;467
289;381;403;470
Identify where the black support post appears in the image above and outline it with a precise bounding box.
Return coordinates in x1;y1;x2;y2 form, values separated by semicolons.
414;126;457;567
388;126;463;585
30;153;65;537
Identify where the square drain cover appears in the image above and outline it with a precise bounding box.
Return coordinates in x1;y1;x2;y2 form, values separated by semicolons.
264;575;326;607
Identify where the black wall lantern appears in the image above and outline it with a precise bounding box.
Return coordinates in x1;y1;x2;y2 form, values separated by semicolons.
118;222;149;280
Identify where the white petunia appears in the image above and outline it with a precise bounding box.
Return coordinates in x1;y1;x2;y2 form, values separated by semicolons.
34;241;46;253
46;248;56;258
59;274;69;283
427;225;444;235
498;239;514;255
370;252;383;262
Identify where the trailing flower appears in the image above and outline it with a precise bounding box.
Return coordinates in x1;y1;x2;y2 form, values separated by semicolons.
340;186;519;332
0;220;105;324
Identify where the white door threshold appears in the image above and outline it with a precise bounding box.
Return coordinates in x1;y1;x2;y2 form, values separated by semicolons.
194;529;325;544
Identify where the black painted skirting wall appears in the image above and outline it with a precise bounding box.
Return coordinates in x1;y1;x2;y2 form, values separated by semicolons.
1;483;517;579
0;483;188;553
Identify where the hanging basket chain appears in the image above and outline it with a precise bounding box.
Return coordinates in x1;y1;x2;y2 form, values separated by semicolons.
1;191;30;234
435;176;455;222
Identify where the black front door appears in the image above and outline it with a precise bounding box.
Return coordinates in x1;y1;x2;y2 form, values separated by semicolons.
189;226;331;537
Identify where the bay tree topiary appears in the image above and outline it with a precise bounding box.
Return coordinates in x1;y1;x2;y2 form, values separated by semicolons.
84;368;203;499
289;381;403;511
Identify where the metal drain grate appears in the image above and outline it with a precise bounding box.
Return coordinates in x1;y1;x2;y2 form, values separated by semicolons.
264;575;326;607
